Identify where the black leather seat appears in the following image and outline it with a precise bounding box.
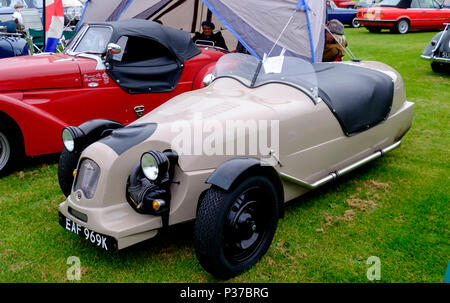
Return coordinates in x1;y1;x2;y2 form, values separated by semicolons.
314;63;394;136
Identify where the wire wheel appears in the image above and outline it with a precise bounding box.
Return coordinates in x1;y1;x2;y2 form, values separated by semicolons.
0;131;11;172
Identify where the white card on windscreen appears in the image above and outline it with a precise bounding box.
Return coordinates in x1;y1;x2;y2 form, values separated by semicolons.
263;49;286;74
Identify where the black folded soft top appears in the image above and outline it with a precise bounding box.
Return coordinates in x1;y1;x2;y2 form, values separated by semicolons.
90;19;201;62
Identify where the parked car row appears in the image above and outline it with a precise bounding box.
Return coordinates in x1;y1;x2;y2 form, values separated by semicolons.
356;0;450;34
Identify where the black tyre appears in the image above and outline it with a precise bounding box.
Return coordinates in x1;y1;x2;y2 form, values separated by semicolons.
431;62;449;74
395;19;409;34
366;26;381;33
58;148;81;196
0;119;23;176
194;175;279;279
351;17;361;28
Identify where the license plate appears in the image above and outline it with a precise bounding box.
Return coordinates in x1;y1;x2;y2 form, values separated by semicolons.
440;51;450;58
59;212;118;252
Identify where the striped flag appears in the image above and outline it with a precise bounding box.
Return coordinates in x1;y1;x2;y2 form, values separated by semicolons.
44;0;64;53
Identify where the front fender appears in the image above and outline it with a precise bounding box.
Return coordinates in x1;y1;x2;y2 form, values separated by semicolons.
206;157;285;218
422;31;444;57
192;61;218;90
0;93;67;156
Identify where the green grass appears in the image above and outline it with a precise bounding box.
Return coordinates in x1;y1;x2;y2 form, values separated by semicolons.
0;27;449;283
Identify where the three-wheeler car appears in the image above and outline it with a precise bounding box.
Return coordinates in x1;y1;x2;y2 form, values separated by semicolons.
58;53;414;279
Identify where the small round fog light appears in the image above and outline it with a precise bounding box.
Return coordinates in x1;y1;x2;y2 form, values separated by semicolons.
152;199;166;211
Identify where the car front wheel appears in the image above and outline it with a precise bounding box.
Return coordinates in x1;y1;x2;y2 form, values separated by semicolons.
431;62;449;74
0;120;22;176
194;175;279;279
395;19;409;34
351;17;361;28
58;148;81;196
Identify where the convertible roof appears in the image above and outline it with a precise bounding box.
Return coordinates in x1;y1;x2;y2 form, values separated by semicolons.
91;18;200;62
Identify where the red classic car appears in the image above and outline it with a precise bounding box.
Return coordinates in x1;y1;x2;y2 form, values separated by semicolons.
333;0;358;8
356;0;450;33
0;19;226;176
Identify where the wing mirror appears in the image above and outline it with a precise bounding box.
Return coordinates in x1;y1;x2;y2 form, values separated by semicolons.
107;43;121;55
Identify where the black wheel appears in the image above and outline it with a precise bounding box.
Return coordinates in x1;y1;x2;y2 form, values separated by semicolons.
366;26;381;33
395;19;409;34
0;119;23;176
351;17;361;28
194;175;279;279
58;148;81;196
431;62;449;74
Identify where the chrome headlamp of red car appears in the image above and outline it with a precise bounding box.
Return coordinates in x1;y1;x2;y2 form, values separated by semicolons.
62;126;85;153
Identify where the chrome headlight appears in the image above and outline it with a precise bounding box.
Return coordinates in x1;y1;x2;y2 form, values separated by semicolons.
140;151;169;182
73;159;100;199
202;73;215;86
61;126;84;153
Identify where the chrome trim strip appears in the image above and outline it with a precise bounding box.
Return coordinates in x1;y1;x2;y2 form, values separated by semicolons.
77;53;106;70
280;141;402;189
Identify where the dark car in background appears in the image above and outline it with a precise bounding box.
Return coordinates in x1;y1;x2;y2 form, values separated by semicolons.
421;23;450;72
327;0;360;28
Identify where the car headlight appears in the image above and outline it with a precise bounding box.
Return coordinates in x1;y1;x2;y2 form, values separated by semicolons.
202;73;215;86
73;159;100;199
140;151;169;182
61;126;84;153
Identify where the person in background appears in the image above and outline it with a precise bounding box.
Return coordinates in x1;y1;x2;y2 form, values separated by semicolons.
193;20;228;50
323;19;347;62
12;3;25;30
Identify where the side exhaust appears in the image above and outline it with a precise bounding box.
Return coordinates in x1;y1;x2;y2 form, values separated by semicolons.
280;141;402;189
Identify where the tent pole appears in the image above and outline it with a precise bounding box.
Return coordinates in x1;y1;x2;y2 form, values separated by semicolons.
43;0;46;50
297;0;315;63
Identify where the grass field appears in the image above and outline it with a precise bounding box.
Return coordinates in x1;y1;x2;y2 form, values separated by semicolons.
0;27;449;283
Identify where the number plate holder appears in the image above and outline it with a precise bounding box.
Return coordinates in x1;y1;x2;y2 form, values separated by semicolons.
59;212;118;252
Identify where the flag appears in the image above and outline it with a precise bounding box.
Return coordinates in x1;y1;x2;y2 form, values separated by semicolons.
44;0;64;53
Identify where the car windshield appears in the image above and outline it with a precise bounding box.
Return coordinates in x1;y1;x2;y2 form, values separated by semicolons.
65;24;113;54
212;53;319;102
329;1;338;9
379;0;402;6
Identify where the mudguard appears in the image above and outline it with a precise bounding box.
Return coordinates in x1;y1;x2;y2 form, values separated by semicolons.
0;93;66;156
74;119;125;152
422;31;444;58
206;157;285;217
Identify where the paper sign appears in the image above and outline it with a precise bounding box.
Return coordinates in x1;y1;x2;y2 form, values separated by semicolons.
263;49;286;74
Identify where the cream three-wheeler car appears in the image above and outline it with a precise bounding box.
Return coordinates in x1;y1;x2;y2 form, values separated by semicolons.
58;53;414;279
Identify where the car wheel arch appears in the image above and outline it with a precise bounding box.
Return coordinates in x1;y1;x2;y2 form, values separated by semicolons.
0;111;25;174
192;61;218;90
0;111;24;144
396;18;411;33
204;157;285;218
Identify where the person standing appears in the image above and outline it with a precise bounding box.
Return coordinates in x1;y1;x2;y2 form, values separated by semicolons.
323;19;347;62
12;3;25;30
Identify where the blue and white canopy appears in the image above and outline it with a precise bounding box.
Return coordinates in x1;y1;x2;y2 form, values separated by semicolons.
78;0;326;62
